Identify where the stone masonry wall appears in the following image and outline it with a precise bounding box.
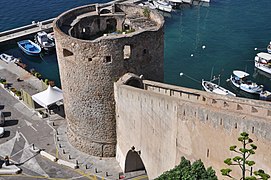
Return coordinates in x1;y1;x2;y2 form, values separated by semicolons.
115;80;271;179
53;4;164;157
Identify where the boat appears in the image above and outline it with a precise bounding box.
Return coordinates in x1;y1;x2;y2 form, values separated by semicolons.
138;1;156;9
229;70;263;94
168;0;182;4
17;40;41;56
34;31;55;51
0;53;19;63
255;52;271;75
267;42;271;53
47;32;55;41
152;0;172;12
202;80;236;96
259;90;271;101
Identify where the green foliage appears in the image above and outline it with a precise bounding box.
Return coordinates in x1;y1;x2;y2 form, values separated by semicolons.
143;7;150;18
156;156;217;180
221;168;232;176
221;132;270;180
0;78;6;84
15;90;21;97
254;169;270;180
44;79;49;85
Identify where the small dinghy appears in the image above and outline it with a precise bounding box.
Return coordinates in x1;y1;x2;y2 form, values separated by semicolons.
0;53;19;63
229;70;263;94
34;31;55;51
202;80;236;96
17;40;41;56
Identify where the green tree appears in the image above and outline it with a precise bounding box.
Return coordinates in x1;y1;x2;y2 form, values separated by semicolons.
221;132;270;180
156;156;217;180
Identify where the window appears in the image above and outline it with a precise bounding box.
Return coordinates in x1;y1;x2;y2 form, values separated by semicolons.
104;56;111;63
143;49;147;55
123;45;131;60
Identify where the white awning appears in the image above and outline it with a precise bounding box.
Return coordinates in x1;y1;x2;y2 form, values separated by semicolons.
233;70;249;78
32;85;63;108
257;52;271;61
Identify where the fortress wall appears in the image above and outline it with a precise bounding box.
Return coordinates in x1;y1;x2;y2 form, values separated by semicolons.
54;4;164;157
115;80;271;179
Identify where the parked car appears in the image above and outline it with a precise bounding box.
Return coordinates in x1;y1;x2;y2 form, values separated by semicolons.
0;111;5;126
0;127;4;137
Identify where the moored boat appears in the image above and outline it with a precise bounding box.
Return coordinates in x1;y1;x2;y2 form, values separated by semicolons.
138;1;156;9
229;70;263;94
267;42;271;53
34;31;55;51
153;0;172;12
255;52;271;75
0;53;20;63
259;90;271;101
17;40;41;56
202;80;236;96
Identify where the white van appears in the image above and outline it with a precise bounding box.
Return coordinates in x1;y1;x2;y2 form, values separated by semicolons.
0;111;5;126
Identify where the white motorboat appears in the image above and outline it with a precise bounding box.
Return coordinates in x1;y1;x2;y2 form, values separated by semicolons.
259;90;271;101
255;52;271;75
267;41;271;53
0;53;20;63
138;1;156;9
229;70;263;94
168;0;182;4
34;31;55;51
153;0;172;12
202;80;236;96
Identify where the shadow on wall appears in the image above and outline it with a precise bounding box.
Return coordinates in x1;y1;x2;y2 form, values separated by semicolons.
125;149;146;173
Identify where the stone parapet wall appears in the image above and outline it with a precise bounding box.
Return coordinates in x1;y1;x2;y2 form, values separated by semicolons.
144;80;271;122
115;80;271;179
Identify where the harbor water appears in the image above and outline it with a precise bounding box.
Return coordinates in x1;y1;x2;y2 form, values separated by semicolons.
1;0;271;98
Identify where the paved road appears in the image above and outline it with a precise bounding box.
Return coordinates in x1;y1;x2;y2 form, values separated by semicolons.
0;87;94;180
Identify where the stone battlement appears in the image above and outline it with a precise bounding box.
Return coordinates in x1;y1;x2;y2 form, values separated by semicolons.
144;80;271;121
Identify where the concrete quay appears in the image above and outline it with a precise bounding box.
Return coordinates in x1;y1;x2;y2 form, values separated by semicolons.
0;18;54;47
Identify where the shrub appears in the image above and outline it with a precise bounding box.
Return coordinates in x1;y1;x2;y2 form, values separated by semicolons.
156;157;217;180
44;79;49;85
143;7;150;18
0;79;6;84
15;90;21;97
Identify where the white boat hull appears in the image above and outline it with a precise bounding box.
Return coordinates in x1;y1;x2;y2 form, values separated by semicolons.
255;61;271;75
153;1;172;12
202;80;236;96
230;75;263;94
169;0;182;3
0;53;19;63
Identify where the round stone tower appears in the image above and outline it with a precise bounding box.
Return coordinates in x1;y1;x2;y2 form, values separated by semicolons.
53;3;164;157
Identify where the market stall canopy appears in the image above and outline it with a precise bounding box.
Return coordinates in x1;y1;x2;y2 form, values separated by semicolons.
32;85;63;108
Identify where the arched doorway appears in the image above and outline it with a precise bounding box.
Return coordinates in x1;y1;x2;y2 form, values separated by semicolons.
124;149;146;173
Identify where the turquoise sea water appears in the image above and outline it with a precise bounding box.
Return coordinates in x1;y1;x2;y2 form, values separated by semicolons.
164;0;271;97
1;0;271;98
